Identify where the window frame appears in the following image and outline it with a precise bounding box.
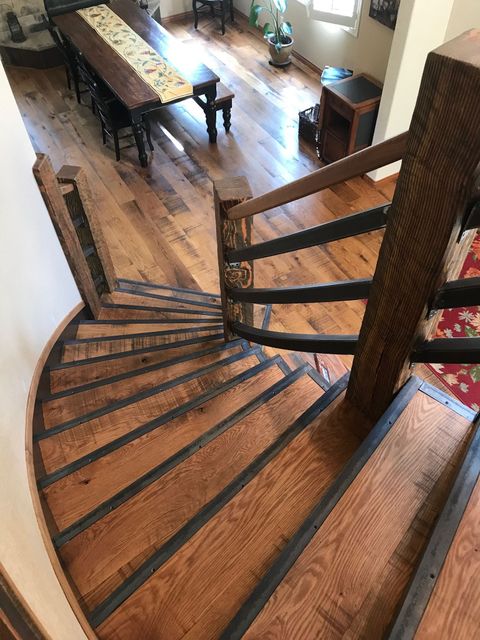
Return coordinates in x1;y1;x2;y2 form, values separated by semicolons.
310;0;363;29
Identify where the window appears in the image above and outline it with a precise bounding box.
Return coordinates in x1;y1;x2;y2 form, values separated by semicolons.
310;0;362;29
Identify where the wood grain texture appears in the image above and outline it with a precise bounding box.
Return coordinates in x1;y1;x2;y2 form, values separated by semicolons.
60;326;221;361
214;176;254;339
49;336;223;393
43;363;284;544
227;133;406;220
42;344;243;427
415;477;480;640
96;394;365;640
6;18;399;383
348;30;480;420
53;0;219;110
33;153;102;317
61;374;322;611
244;392;473;639
39;354;259;486
57;164;117;294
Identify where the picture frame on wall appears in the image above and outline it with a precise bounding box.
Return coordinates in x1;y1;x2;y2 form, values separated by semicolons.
369;0;400;30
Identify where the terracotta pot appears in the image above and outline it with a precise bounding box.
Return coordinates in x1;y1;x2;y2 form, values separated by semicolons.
267;35;293;67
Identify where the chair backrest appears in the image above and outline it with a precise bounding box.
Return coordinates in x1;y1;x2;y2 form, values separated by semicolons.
43;0;106;18
47;24;74;67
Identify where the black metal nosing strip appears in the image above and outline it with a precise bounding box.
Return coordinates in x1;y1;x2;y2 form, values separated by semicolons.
115;287;221;310
55;360;304;552
75;317;222;326
49;333;225;370
220;374;423;640
386;414;480;640
101;302;223;317
63;325;224;345
419;380;477;421
41;340;247;404
37;348;261;445
305;365;330;392
116;278;221;299
89;366;346;629
38;356;280;491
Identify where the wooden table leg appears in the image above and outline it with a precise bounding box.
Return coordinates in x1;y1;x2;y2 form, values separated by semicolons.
204;85;218;143
131;112;148;167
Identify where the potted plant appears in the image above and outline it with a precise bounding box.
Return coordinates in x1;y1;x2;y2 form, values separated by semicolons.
249;0;293;67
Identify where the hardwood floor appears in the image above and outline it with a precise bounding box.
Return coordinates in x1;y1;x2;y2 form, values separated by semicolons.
5;13;446;388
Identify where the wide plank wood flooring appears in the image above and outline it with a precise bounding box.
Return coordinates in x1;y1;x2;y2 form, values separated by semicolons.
5;13;446;387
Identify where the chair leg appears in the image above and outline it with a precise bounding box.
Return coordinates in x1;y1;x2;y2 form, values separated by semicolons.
223;105;231;132
221;0;226;34
113;130;121;161
144;118;154;151
193;0;198;28
65;66;71;90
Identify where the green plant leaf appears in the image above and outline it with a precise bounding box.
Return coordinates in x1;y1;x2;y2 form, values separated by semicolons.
263;22;274;37
249;3;263;26
469;364;480;383
272;0;287;14
282;20;293;35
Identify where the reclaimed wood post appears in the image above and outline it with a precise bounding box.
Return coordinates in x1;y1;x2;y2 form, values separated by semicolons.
347;30;480;421
214;176;254;341
56;165;117;294
33;154;102;318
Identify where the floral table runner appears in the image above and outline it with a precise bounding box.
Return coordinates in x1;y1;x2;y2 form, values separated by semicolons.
77;4;193;103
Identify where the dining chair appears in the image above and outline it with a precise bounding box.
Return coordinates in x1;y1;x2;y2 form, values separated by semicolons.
46;23;85;102
88;80;154;162
43;0;106;19
192;0;234;35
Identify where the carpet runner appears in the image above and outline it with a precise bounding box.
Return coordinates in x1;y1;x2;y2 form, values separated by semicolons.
429;234;480;411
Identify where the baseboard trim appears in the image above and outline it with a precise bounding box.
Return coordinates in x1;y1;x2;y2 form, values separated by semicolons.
24;300;98;640
161;10;194;24
163;7;323;77
363;171;399;188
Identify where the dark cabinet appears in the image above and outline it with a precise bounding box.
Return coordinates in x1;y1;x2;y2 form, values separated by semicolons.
319;74;382;164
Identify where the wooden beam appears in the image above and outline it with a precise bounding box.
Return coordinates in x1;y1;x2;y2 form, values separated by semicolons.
33;154;102;317
347;30;480;421
56;164;117;294
214;176;254;340
227;132;407;220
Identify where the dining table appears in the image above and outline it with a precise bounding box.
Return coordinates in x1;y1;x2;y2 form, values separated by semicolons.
53;0;220;167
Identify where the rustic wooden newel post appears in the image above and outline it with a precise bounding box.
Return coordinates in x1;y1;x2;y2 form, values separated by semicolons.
214;176;254;341
347;30;480;421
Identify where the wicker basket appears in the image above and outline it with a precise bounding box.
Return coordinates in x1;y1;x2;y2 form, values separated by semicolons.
298;104;320;156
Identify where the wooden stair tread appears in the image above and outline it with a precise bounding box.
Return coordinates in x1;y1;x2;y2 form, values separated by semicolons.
242;391;473;640
74;320;221;339
61;326;223;362
414;474;480;639
107;288;221;312
49;337;225;393
42;345;244;428
40;362;286;543
38;353;261;481
96;392;363;640
60;372;323;612
98;305;222;322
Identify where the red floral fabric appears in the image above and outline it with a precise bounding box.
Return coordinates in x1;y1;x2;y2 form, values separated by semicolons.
428;234;480;411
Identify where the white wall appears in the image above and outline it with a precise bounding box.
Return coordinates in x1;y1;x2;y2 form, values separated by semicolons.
368;0;457;181
369;0;479;181
0;61;86;638
233;0;394;82
446;0;480;38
